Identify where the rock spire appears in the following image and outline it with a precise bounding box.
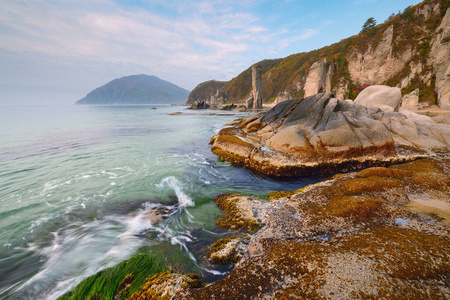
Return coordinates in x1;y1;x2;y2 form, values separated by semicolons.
252;64;263;109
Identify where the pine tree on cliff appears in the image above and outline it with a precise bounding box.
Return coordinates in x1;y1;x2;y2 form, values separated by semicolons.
361;17;377;36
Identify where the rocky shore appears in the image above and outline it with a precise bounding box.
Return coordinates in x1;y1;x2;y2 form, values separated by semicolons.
210;91;450;177
121;158;450;299
121;91;450;299
61;90;450;299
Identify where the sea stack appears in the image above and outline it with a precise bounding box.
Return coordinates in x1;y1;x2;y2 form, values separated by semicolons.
252;64;263;109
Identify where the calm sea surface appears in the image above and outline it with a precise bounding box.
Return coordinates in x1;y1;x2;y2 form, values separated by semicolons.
0;105;320;299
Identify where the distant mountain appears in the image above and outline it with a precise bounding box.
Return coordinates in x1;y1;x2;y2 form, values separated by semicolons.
75;74;190;105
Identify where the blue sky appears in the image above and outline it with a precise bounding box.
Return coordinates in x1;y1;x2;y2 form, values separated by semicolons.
0;0;421;104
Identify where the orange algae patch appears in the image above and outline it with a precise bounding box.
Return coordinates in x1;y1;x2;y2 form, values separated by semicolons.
329;195;385;222
214;194;261;232
335;176;404;196
391;159;450;191
184;227;449;299
126;272;202;300
207;235;246;264
356;166;413;178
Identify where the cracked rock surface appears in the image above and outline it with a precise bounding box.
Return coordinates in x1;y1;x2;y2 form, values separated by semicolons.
210;93;450;177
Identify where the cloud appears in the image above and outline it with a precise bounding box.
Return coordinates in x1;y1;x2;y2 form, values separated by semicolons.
0;1;265;67
0;0;327;103
0;0;270;94
355;0;377;3
298;29;319;40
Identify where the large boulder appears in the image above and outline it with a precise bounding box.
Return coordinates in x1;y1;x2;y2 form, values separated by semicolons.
401;88;419;110
354;85;402;112
210;92;450;177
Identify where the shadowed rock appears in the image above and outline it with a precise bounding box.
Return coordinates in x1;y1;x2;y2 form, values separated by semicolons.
210;92;450;177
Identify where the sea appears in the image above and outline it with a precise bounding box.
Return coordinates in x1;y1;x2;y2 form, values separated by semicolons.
0;104;320;299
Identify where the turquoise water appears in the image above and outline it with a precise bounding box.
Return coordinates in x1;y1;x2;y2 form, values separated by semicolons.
0;105;319;299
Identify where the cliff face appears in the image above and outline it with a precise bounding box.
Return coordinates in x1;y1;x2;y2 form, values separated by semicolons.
185;80;227;105
431;7;450;108
188;0;450;109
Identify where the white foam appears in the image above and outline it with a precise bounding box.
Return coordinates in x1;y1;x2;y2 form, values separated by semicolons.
200;267;228;276
156;176;195;207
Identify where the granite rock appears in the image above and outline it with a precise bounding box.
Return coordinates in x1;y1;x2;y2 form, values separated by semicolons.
210;92;450;177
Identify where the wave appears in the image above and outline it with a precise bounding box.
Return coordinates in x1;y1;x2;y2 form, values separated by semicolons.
156;176;195;208
8;176;208;299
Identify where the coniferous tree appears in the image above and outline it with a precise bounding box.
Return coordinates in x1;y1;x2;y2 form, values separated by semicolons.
361;17;377;36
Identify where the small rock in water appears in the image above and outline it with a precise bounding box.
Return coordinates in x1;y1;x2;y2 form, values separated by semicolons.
145;205;175;226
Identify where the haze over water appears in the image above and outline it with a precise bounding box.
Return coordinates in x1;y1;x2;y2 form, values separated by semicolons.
0;105;320;299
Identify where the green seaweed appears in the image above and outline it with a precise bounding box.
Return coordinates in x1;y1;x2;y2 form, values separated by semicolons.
58;245;196;300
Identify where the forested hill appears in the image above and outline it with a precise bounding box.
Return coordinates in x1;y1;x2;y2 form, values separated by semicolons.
187;0;450;109
76;75;190;105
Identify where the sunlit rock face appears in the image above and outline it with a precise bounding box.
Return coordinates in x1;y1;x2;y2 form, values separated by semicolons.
431;8;450;109
354;85;402;112
252;64;263;109
210;92;450;177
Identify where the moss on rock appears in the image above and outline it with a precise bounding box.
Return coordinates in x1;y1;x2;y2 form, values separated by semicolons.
214;194;262;232
181;226;450;299
207;235;247;265
126;272;203;300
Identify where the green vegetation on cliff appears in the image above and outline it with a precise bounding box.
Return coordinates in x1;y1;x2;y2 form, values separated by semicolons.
188;0;448;105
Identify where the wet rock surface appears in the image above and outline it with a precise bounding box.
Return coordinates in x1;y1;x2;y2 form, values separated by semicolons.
210;92;450;177
177;158;450;299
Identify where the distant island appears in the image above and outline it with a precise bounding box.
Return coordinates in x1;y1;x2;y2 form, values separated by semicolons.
75;74;190;105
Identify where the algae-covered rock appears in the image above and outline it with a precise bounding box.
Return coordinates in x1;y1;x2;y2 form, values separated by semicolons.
178;158;450;299
181;228;449;299
207;235;250;265
210;93;450;177
214;194;276;232
126;272;202;300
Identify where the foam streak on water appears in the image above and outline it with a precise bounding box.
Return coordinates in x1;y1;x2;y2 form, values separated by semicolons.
156;176;195;207
13;175;201;300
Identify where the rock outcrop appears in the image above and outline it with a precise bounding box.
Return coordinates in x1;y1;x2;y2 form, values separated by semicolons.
251;65;263;109
273;91;290;105
185;80;226;105
189;99;209;110
210;92;450;177
348;25;408;86
179;158;450;299
304;59;329;97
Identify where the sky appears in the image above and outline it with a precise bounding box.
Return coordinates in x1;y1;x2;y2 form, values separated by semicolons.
0;0;422;105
